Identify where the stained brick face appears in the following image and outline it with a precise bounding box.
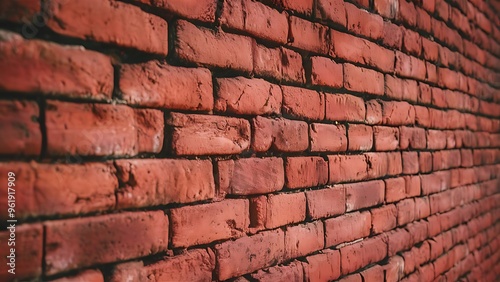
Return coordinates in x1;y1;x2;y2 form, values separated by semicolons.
1;0;499;281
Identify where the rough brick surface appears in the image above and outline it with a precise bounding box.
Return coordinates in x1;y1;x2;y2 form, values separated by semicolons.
2;0;500;280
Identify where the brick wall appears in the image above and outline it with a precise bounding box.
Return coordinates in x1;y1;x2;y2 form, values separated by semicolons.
0;0;499;281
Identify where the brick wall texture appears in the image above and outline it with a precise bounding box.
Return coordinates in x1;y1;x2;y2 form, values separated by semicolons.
0;0;499;281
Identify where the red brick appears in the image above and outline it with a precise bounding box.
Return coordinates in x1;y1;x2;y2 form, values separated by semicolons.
0;162;117;219
281;48;306;83
252;117;308;152
427;130;447;149
170;199;249;247
345;3;383;40
315;0;346;26
414;105;430;127
344;63;384;95
380;100;415;125
175;20;252;72
416;7;432;32
348;124;373;151
310;123;347;152
385;75;419;102
418;82;432;104
264;192;306;228
218;157;284;195
366;100;383;125
374;126;400;151
215;77;281;115
385;177;406;203
221;0;287;44
331;31;395;72
422;37;439;62
309;56;343;88
285;221;324;259
374;0;399;19
285;157;328;189
251;261;304;281
45;0;167;54
306;186;346;219
303;250;341;281
0;31;113;99
397;0;417;26
282;86;325;120
0;0;39;23
51;269;104;282
403;242;431;274
435;0;449;21
360;265;385;282
346;180;385;211
0;101;41;156
387;229;412;255
403;29;422;56
325;94;366;122
340;236;387;274
46;101;163;156
328;155;368;183
402;151;419;174
382;22;403;49
215;229;285;280
422;0;435;13
168;113;250;155
371;204;397;234
325;211;371;246
109;249;214;282
119;62;212;110
0;224;42;281
405;175;421;197
252;44;282;79
395;51;426;80
288;16;329;54
339;274;363;282
397;198;416;226
420;172;450;195
132;0;216;22
272;0;313;15
45;211;169;275
387;152;403;175
115;159;213;208
384;255;405;282
400;126;426;149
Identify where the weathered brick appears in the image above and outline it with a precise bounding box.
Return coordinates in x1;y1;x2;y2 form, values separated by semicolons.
309;56;343;88
215;77;282;115
345;3;383;40
348;124;373;151
328;155;368;183
310;123;347;152
325;93;366;122
175;20;253;72
252;117;309;152
0;31;113;99
285;157;329;189
366;100;383;125
285;221;324;259
303;250;341;281
325;211;371;246
131;0;216;22
371;204;397;234
45;0;167;54
345;180;385;211
344;63;384;95
306;186;345;219
251;261;304;281
215;229;285;280
264;192;307;228
168;113;250;155
385;75;419;102
281;48;306;83
0;224;43;280
379;100;415;125
46;101;163;156
282;86;325;120
315;0;346;26
119;62;213;110
252;44;282;79
400;126;426;149
45;211;169;275
109;249;215;282
221;0;288;44
170;199;249;247
340;236;387;274
218;157;284;195
288;16;329;53
374;126;400;151
374;0;399;19
0;100;41;156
